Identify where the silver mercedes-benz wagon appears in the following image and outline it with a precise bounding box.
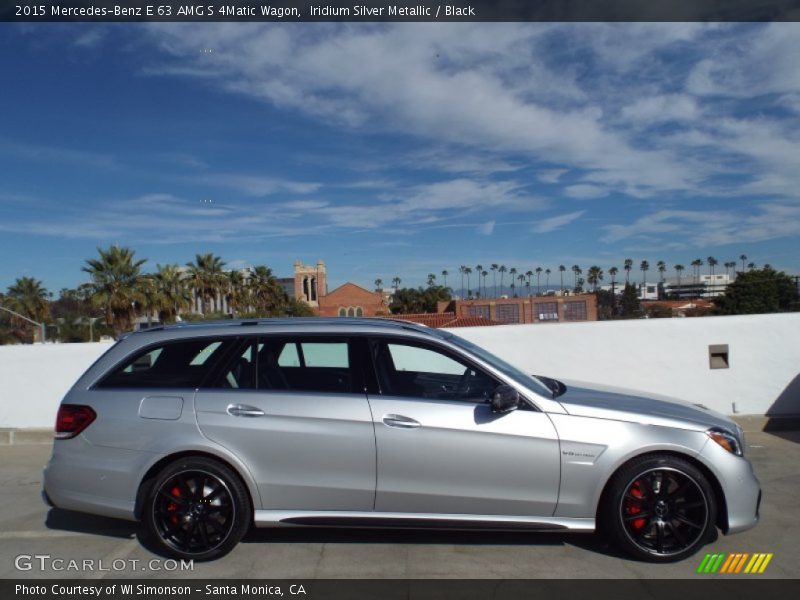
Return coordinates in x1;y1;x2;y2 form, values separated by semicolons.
43;318;760;562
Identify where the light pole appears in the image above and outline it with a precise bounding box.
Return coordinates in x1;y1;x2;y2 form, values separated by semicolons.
0;304;46;343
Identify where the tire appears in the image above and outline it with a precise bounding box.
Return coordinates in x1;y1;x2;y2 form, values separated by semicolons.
602;454;717;563
143;456;251;561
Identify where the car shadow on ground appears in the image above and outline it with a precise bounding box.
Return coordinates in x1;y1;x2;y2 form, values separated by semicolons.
242;527;629;559
44;508;137;539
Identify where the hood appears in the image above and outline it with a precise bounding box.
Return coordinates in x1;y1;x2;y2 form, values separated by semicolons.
554;379;739;433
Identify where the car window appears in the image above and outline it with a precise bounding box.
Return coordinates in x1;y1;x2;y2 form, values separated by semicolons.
99;338;235;389
371;339;497;403
257;338;353;394
215;342;256;389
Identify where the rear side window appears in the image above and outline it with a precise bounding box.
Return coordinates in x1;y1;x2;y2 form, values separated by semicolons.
258;338;352;394
98;338;236;389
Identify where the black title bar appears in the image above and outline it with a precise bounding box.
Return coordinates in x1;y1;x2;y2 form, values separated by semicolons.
2;0;800;22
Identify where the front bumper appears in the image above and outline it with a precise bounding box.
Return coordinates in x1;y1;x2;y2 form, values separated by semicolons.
699;439;761;535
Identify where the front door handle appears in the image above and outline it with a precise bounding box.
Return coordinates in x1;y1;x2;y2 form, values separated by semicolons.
382;414;421;429
227;404;265;418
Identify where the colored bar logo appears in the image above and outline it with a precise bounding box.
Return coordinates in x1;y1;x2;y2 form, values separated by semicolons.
696;552;773;574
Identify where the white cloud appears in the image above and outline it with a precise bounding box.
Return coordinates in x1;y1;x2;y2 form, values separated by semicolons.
533;210;586;233
564;184;608;199
602;204;800;246
477;220;495;235
537;169;568;184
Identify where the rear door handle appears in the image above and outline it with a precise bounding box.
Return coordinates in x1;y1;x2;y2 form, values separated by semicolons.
382;414;421;429
227;404;265;418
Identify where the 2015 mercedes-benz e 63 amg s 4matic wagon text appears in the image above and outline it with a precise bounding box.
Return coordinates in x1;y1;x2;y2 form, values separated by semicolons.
43;318;760;562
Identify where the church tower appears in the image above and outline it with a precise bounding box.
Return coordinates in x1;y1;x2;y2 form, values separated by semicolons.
293;260;327;307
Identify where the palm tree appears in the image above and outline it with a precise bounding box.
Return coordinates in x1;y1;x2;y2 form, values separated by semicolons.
640;261;649;294
624;258;633;283
545;268;551;292
571;265;582;292
499;265;507;297
4;276;50;324
481;270;488;298
724;262;735;278
535;266;543;296
559;265;566;293
225;269;248;317
375;278;383;290
691;259;703;299
250;265;285;316
587;266;603;292
151;264;192;324
441;270;448;289
475;265;483;295
82;245;146;335
508;267;517;295
427;273;436;287
392;276;402;294
707;256;719;295
609;266;619;294
657;260;666;283
517;274;525;297
490;264;499;298
185;253;226;314
674;264;685;296
747;262;756;271
740;254;747;272
464;267;473;298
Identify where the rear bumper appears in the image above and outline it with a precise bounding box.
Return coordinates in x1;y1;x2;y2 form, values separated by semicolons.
43;438;147;522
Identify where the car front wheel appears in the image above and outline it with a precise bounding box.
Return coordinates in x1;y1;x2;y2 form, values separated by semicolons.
143;456;251;561
603;454;717;562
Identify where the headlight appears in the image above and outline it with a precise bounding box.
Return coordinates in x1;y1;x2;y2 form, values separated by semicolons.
707;428;743;456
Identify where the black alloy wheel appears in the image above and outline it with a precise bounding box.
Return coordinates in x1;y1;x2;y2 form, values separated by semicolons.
144;457;251;561
605;455;717;562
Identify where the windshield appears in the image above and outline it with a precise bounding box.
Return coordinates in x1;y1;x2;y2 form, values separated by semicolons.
442;332;554;399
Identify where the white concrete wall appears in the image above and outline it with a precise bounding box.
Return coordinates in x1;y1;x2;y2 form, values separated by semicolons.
0;342;114;429
1;314;798;429
453;313;800;417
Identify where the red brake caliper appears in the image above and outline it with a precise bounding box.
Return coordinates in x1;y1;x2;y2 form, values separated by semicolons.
168;485;181;525
626;480;646;530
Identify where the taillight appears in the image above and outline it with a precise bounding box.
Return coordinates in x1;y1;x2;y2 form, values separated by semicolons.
54;405;96;440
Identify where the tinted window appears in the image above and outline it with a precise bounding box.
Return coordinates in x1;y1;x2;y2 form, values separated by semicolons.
257;338;354;394
216;342;256;389
99;338;235;389
371;339;497;403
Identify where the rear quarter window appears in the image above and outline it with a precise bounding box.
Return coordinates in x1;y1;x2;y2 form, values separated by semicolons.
97;338;235;389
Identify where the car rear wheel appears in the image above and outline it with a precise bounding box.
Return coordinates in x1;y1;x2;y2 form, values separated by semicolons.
143;456;251;561
603;454;717;562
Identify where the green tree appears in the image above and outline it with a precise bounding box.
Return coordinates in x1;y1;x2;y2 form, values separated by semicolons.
249;265;286;316
624;258;633;284
714;267;799;315
82;245;146;335
185;253;226;315
609;266;619;294
587;266;603;292
595;289;617;321
619;283;643;318
390;285;451;314
4;276;50;323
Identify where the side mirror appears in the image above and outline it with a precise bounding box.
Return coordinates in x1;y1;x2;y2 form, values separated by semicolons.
491;384;519;414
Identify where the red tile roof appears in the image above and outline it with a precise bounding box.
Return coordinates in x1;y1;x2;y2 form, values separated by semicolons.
387;312;505;328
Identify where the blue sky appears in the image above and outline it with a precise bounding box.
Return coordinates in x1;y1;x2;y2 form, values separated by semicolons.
1;22;799;294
